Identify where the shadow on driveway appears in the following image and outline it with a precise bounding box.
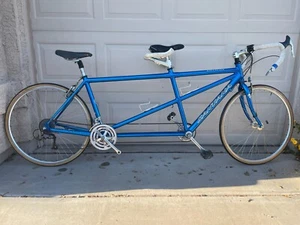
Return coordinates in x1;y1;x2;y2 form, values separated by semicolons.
0;146;299;197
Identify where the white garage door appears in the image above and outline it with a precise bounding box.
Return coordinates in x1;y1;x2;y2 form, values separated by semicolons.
30;0;299;144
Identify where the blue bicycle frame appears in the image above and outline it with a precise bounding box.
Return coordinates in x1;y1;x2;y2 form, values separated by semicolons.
48;62;258;138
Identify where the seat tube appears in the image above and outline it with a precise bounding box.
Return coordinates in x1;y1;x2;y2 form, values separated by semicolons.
169;69;188;129
83;78;101;119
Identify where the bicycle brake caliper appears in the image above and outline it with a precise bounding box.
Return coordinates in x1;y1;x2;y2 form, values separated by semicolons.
66;77;82;98
66;85;76;98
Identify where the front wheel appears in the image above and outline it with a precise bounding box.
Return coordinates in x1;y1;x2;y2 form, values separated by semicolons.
5;83;92;166
219;85;294;165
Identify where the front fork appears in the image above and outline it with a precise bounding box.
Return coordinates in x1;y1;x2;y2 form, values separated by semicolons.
239;83;263;129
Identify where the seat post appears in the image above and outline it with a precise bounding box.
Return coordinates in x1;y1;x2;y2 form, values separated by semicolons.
76;60;87;77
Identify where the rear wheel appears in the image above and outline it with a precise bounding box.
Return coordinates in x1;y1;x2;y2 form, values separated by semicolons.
5;83;92;166
219;85;293;165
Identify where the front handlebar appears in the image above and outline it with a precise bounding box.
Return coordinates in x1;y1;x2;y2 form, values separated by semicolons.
234;35;295;75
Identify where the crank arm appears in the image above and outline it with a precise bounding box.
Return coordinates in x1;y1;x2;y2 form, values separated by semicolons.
103;138;122;155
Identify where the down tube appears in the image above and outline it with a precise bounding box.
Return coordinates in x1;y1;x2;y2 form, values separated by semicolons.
189;76;240;132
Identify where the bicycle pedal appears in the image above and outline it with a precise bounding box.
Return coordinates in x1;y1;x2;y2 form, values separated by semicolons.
190;136;213;160
199;149;213;160
167;112;176;121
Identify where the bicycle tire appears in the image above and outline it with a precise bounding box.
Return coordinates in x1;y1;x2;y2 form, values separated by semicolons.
219;85;294;165
5;83;92;166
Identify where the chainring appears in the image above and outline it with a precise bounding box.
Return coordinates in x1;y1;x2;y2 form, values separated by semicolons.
90;124;117;151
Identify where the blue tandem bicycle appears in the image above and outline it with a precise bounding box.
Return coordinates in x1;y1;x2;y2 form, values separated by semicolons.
5;36;295;166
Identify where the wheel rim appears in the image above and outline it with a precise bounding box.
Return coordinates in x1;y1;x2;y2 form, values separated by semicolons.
220;85;293;164
6;84;92;166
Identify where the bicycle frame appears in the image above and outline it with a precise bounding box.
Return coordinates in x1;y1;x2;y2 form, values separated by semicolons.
48;62;250;138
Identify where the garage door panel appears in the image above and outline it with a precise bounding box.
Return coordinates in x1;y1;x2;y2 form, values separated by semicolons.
105;44;166;75
174;45;227;71
100;92;172;125
107;101;160;124
96;91;227;123
89;77;232;94
173;0;230;20
31;0;300;33
176;78;233;98
36;43;97;82
91;80;169;93
30;1;299;143
239;0;297;21
33;0;94;19
33;32;297;93
182;101;222;130
104;0;163;19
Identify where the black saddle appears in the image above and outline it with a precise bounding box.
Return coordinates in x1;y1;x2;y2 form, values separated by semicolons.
149;44;184;53
55;50;92;61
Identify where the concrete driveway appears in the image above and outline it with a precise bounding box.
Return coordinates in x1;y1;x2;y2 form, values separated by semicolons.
0;145;299;224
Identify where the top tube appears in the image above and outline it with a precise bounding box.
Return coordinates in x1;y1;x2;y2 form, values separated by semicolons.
85;66;239;83
172;67;239;78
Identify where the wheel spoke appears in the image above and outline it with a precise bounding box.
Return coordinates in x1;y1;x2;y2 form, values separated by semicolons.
220;85;293;165
5;84;92;166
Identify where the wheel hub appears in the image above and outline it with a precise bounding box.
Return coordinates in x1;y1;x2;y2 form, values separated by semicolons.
251;121;264;130
39;119;55;134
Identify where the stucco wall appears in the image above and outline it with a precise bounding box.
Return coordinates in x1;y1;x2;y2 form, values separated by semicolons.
291;37;300;123
294;77;300;123
0;0;33;164
290;37;300;147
